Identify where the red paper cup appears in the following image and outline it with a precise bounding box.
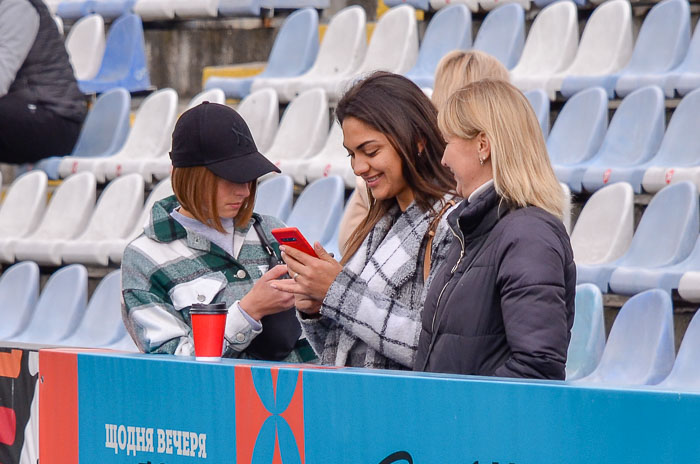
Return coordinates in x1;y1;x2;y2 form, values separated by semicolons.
190;303;228;361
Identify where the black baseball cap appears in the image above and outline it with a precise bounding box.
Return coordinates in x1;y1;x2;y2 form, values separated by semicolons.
169;102;280;183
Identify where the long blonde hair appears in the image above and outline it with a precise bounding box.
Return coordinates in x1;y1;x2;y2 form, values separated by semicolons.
438;79;563;219
432;50;510;111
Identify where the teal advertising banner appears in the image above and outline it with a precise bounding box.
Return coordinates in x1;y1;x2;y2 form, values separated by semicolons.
61;351;700;463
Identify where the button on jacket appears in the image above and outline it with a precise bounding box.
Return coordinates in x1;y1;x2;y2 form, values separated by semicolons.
415;186;576;379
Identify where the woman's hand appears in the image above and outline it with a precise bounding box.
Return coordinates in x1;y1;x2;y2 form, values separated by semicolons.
239;265;295;321
272;242;343;302
294;294;322;315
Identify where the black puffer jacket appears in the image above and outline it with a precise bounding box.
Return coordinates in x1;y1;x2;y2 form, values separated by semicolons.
414;186;575;379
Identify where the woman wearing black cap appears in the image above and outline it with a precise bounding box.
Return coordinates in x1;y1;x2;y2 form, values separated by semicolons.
121;102;305;361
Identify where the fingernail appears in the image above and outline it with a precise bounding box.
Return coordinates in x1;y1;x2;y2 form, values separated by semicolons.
279;246;286;252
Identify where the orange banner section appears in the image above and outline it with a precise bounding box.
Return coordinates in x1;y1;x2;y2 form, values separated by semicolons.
0;349;22;379
39;349;79;464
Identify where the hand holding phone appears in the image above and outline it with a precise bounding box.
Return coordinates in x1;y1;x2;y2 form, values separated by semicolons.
270;227;319;258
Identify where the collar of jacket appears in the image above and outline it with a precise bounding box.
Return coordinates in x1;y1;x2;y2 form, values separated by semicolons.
448;185;509;240
144;195;254;253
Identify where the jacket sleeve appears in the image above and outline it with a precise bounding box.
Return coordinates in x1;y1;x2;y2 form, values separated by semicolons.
316;221;454;368
493;216;572;379
0;0;39;97
121;243;261;357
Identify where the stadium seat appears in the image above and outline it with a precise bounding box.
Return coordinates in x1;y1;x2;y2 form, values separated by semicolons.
670;20;700;96
510;1;578;93
0;171;48;263
472;4;525;70
61;174;145;266
614;0;691;98
317;5;419;101
581;86;665;194
575;289;675;386
59;270;128;348
11;173;97;266
524;89;550;138
570;182;634;266
384;0;428;11
560;183;572;233
263;88;329;167
218;0;261;16
255;175;294;221
0;262;40;341
205;8;320;99
286;176;345;247
65;14;105;81
640;88;700;193
59;88;178;183
565;284;605;381
656;310;700;391
577;182;699;292
91;0;137;19
108;178;173;264
133;0;175;20
237;88;279;154
403;5;472;90
106;331;140;351
78;13;151;94
547;87;608;193
173;0;218;18
56;0;91;19
430;0;477;13
609;233;700;295
11;264;89;345
113;88;223;183
678;271;700;302
260;0;329;8
252;6;367;103
299;121;355;188
480;0;530;12
554;0;634;99
34;88;131;180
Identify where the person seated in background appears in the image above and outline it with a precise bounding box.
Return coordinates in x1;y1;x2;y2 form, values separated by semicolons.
0;0;86;164
414;79;575;379
338;50;509;255
121;102;308;362
272;72;458;370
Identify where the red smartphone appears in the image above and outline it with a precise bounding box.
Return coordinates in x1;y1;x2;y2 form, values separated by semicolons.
270;227;318;258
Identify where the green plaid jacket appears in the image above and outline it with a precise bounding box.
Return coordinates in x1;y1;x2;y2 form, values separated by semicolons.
121;195;294;358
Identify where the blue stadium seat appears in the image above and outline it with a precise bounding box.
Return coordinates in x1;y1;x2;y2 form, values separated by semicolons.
575;289;675;386
255;175;294;222
656;309;700;391
57;0;91;19
524;89;550;138
286;176;345;247
205;8;319;99
548;87;608;193
32;88;131;180
403;5;472;89
472;3;525;70
219;0;261;16
59;270;126;348
78;13;151;94
609;234;700;295
0;262;40;341
577;182;699;292
91;0;136;18
581;86;665;194
670;20;700;97
11;264;88;345
566;284;605;381
640;88;700;193
614;0;691;98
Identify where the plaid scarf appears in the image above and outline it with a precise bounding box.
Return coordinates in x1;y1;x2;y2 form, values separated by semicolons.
300;195;458;370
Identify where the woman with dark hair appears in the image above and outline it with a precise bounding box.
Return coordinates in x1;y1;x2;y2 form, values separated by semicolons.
272;72;458;369
121;102;303;361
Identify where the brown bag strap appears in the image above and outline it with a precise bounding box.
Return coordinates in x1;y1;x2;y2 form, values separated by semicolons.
423;199;457;282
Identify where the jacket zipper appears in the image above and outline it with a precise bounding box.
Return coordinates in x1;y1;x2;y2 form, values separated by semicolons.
431;226;465;333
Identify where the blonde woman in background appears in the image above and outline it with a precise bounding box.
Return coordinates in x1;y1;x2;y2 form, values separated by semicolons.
338;50;510;255
414;79;575;379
